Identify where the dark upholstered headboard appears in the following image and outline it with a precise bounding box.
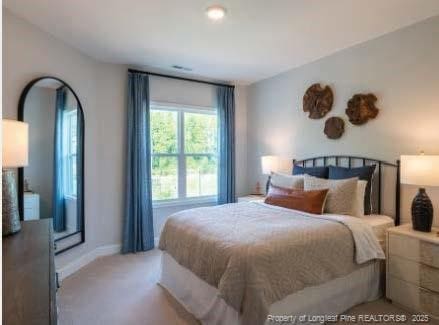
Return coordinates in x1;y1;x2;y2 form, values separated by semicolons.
293;155;400;225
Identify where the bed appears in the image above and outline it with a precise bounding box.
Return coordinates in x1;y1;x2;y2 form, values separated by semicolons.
158;156;400;325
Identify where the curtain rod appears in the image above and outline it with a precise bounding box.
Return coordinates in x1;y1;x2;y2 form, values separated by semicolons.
128;68;235;88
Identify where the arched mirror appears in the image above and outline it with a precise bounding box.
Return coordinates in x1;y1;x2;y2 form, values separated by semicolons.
18;77;85;254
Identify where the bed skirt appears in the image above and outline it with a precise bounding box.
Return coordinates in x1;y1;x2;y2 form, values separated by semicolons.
159;252;382;325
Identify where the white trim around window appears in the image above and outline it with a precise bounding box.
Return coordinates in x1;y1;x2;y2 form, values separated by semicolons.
152;195;217;208
150;101;218;206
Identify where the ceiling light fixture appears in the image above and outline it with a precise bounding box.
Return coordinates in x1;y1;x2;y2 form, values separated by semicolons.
206;5;226;21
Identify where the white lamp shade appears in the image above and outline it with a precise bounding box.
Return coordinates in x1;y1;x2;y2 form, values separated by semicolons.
2;119;29;168
401;155;439;187
261;156;281;175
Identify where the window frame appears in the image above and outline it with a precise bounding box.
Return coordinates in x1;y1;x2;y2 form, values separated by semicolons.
150;101;218;207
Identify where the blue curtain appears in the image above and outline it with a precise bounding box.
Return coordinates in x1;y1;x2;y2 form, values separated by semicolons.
217;86;236;204
53;87;67;232
122;72;154;253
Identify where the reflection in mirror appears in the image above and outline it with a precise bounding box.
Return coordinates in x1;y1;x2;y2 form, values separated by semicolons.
19;77;84;254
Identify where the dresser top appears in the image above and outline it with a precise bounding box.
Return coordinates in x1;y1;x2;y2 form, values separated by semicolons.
388;223;439;244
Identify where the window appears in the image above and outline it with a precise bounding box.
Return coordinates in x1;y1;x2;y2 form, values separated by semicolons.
150;103;218;202
63;110;77;197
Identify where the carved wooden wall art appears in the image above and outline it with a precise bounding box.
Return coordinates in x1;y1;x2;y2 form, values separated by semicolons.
303;83;333;119
345;93;379;125
324;117;345;139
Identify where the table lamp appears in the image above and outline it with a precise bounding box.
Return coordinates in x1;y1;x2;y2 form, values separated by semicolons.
2;119;29;236
401;154;439;232
261;156;281;193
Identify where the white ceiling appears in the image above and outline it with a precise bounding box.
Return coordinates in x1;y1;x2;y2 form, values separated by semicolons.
4;0;439;84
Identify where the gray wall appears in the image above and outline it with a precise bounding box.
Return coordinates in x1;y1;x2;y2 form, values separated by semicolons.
3;8;106;268
23;86;56;218
247;16;439;226
3;9;248;267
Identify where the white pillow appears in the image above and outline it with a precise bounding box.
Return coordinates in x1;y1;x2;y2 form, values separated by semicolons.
303;175;358;216
354;180;367;218
270;172;304;189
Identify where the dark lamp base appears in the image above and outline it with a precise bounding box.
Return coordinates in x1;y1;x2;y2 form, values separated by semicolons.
411;188;433;233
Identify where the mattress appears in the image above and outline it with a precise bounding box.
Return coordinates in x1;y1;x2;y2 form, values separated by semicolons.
160;252;382;325
159;202;385;324
361;214;394;246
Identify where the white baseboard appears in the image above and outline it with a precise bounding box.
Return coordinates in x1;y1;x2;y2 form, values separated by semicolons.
57;244;121;282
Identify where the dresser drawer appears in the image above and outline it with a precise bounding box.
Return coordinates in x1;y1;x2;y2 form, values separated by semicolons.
389;233;439;269
389;255;439;293
388;276;439;318
3;220;57;324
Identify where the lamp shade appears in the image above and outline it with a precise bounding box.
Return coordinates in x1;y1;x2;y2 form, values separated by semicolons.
261;156;281;175
401;155;439;187
2;119;29;168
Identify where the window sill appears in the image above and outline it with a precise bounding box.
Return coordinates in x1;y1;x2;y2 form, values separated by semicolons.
153;196;217;209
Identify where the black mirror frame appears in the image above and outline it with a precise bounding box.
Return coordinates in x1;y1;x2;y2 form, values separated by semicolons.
17;76;85;255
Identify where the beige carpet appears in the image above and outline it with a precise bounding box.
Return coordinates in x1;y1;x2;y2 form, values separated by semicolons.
58;249;435;325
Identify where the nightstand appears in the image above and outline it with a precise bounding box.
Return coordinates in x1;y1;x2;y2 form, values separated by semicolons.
24;192;40;220
386;224;439;320
237;194;265;203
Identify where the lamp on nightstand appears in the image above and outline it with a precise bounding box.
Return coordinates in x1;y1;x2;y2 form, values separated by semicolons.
2;120;29;236
261;156;281;193
401;154;439;232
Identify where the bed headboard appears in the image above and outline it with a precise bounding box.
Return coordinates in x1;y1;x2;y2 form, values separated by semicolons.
293;155;400;225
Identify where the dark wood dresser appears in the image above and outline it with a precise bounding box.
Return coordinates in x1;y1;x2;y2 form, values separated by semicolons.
3;219;57;324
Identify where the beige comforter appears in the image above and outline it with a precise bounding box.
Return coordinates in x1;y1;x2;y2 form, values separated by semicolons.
159;202;384;325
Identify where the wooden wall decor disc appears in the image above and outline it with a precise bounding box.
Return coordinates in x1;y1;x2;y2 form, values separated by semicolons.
324;116;345;139
345;93;379;125
303;83;333;119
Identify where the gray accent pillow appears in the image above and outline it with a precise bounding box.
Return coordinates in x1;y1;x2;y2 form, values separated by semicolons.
303;175;359;216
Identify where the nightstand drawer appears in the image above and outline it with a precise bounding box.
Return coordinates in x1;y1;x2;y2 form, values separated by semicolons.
388;276;439;318
389;233;439;268
24;208;39;220
389;255;439;293
386;225;439;320
389;233;419;261
24;195;39;208
421;241;439;269
420;287;439;318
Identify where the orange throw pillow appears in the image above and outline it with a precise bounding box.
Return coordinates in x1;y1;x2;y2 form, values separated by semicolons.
265;184;329;215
